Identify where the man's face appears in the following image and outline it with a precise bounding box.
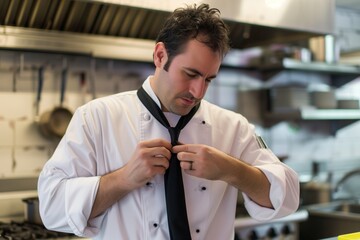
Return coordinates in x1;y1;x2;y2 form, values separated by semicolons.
152;39;222;116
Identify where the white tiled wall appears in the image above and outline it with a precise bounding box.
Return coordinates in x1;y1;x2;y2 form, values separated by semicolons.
0;51;148;178
335;7;360;53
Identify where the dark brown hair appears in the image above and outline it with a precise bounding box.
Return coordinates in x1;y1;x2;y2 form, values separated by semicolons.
156;4;230;71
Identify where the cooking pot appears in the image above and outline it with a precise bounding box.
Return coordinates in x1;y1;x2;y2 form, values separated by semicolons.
39;68;73;138
311;89;337;109
22;197;42;225
300;181;332;205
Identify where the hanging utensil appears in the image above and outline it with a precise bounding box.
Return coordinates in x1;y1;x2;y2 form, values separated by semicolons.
79;71;87;104
12;68;17;92
34;66;44;123
12;53;24;92
39;61;73;139
90;58;96;100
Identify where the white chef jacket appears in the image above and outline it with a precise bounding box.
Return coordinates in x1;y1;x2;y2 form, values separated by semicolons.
38;77;299;240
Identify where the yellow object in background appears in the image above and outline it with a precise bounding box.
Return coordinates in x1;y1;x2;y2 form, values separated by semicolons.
339;232;360;239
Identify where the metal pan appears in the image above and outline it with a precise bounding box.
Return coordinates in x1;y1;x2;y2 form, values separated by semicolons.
39;67;73;139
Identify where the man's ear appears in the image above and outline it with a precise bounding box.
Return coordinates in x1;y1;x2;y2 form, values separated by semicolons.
153;42;168;68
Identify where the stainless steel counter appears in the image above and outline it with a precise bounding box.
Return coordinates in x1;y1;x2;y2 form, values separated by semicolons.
300;200;360;239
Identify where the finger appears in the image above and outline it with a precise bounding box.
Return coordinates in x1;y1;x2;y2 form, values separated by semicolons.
140;138;172;150
171;144;197;153
180;161;193;170
152;156;170;169
152;147;172;160
138;141;172;160
176;151;197;161
152;165;167;175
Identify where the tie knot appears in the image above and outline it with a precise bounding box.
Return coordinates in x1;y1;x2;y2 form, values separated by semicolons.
168;127;180;145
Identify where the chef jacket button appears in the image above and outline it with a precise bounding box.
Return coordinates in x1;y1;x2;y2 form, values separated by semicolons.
143;113;151;121
196;229;200;233
146;182;152;187
201;120;205;124
153;223;158;228
200;186;207;191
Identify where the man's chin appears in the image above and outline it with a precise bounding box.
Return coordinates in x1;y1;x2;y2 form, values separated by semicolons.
172;104;199;116
169;106;191;116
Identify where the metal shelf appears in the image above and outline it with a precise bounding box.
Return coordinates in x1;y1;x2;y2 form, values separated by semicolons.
261;58;360;75
265;109;360;121
300;109;360;120
281;58;360;75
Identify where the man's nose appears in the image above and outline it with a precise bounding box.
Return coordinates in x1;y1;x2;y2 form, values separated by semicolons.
189;78;206;99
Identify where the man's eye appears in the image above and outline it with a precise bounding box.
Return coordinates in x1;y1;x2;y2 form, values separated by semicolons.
186;72;197;78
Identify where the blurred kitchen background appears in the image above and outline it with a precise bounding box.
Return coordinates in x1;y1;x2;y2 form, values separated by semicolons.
0;0;360;239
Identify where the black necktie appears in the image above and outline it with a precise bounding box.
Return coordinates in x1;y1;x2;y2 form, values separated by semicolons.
137;86;199;240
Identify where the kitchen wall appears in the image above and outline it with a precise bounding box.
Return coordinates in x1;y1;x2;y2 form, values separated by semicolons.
0;51;152;179
336;6;360;54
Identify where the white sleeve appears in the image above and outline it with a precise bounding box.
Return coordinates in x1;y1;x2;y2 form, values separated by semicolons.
243;158;300;221
38;105;105;237
238;127;300;221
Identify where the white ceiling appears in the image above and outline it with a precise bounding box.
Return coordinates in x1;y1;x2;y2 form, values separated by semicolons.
336;0;360;11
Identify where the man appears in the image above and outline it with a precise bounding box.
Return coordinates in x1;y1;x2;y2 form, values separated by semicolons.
38;4;299;240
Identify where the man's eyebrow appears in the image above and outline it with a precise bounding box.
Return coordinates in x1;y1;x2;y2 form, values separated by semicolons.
184;67;217;79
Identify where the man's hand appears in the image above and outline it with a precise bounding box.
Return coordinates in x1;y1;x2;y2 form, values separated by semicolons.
172;144;230;180
172;143;273;208
90;138;171;218
123;138;172;189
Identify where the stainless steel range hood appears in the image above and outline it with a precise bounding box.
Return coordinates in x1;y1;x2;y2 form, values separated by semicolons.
0;0;335;61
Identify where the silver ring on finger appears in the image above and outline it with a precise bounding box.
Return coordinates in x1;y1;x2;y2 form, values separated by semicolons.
189;161;194;170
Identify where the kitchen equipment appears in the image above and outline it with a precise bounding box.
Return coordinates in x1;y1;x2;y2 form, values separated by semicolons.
235;193;307;240
270;86;310;112
0;220;76;239
22;197;42;225
292;47;312;62
334;168;360;200
300;161;332;205
0;0;334;57
311;90;337;109
39;67;73;138
235;208;307;240
79;72;87;104
337;99;360;109
301;200;360;239
301;181;332;205
34;67;44;123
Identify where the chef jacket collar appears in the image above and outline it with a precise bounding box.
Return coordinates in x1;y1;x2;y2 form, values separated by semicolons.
141;76;211;127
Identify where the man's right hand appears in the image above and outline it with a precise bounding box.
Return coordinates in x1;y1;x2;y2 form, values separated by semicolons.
122;138;172;189
90;138;171;219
